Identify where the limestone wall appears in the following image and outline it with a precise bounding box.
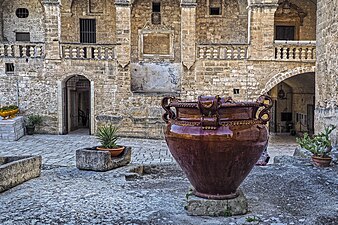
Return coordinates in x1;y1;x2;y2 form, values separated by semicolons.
2;0;45;42
61;0;116;43
196;0;248;44
315;0;338;144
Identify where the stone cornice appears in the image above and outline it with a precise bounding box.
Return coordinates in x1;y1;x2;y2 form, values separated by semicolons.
41;0;60;5
114;0;132;6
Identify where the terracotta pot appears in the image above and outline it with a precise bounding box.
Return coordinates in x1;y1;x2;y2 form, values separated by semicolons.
96;146;125;157
311;156;332;167
0;109;19;120
162;95;272;199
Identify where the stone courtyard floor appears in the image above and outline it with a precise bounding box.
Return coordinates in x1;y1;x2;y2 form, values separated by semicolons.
0;133;337;224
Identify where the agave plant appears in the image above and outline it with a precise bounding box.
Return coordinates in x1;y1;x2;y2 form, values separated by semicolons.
96;123;119;149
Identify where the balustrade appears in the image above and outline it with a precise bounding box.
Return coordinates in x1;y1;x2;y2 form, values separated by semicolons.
0;43;44;58
61;43;117;60
197;44;248;60
274;41;316;61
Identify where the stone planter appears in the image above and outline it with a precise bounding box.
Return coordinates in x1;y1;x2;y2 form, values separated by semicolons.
76;146;131;172
162;95;272;200
0;116;25;141
0;156;42;193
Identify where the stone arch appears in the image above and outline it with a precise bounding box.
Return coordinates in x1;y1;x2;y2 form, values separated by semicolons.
261;66;316;94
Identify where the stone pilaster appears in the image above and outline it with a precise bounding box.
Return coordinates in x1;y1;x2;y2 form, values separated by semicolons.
42;0;61;60
181;0;197;70
115;0;131;68
247;0;278;60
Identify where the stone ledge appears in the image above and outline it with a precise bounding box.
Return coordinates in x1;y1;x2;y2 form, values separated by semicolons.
0;156;42;193
76;146;131;172
185;189;248;217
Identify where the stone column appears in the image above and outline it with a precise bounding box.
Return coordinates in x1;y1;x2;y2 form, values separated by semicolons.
181;0;197;70
247;0;278;60
315;0;338;144
42;0;61;60
115;0;132;68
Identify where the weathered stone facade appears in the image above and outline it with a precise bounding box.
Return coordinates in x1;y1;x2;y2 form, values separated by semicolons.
315;0;338;145
0;0;328;140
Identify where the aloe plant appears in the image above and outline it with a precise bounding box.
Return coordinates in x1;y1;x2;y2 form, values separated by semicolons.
96;123;119;149
296;125;336;158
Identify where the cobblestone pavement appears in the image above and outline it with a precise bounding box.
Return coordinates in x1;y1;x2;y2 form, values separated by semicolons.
0;133;297;167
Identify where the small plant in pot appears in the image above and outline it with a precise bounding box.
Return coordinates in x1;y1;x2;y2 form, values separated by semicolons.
25;115;43;135
96;123;124;157
296;125;336;167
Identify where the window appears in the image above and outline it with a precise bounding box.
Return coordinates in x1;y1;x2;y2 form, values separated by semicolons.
152;2;160;13
16;32;30;42
5;63;14;73
16;8;29;18
275;26;295;40
80;19;96;43
151;2;161;25
233;89;240;95
210;7;221;15
209;0;222;16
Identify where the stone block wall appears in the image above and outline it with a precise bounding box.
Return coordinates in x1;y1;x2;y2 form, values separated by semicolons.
315;0;338;144
61;0;116;43
196;0;248;44
2;0;45;42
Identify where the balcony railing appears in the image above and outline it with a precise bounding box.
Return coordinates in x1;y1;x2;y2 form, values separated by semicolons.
0;43;44;58
197;44;248;60
61;43;117;60
274;40;316;61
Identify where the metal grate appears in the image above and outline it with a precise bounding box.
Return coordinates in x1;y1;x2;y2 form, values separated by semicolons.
16;8;29;18
80;19;96;44
16;32;30;42
5;63;14;73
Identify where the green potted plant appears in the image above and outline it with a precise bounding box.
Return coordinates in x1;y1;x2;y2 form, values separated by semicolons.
296;125;336;167
25;115;43;135
96;123;124;157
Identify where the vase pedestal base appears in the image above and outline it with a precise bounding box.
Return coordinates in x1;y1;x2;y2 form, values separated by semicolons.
186;189;248;216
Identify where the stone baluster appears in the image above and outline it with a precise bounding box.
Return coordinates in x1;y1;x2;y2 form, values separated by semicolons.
282;47;288;60
7;45;14;57
22;45;27;58
71;47;78;59
206;48;212;59
37;46;43;57
79;47;85;58
301;48;306;60
240;47;246;59
295;47;300;60
14;45;20;58
307;47;312;60
107;48;113;60
93;48;99;59
30;46;35;57
64;46;70;58
198;47;204;59
227;47;232;60
312;47;316;59
213;47;218;59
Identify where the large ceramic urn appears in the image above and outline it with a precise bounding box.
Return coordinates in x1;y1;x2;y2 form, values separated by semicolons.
162;95;272;199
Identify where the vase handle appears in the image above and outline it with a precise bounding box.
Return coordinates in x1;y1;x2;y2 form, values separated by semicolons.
161;97;176;123
198;95;221;129
256;95;273;124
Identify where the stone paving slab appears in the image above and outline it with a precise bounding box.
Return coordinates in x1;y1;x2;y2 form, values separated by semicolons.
0;133;298;167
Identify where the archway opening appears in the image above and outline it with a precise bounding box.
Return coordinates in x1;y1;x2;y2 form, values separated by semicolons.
267;72;315;136
64;75;91;134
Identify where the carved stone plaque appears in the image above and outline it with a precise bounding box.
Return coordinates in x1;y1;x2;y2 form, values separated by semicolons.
143;33;170;55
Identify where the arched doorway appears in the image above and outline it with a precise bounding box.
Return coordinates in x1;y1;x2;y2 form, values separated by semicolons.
267;72;315;135
63;75;91;134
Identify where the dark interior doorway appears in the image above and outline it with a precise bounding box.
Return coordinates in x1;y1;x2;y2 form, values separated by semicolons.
63;75;90;134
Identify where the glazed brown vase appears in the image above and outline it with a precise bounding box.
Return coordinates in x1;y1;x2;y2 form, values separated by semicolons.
162;95;272;199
